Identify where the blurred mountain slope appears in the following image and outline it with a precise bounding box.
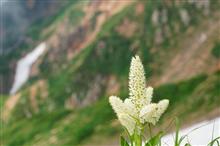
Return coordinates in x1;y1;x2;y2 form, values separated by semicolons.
0;0;73;94
1;0;220;145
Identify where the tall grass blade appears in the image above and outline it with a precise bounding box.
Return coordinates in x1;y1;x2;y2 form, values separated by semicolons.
145;132;163;146
175;117;180;146
208;136;220;146
121;136;130;146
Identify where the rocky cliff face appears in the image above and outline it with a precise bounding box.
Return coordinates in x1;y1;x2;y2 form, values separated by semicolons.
3;0;220;114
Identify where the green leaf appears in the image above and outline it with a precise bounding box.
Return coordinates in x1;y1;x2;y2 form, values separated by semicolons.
208;136;220;146
145;132;163;146
178;135;187;145
121;136;130;146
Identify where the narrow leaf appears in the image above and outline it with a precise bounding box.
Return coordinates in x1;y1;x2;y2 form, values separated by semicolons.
121;136;130;146
145;132;163;146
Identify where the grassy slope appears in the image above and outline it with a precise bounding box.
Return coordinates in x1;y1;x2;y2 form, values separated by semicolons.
2;71;219;146
1;0;220;146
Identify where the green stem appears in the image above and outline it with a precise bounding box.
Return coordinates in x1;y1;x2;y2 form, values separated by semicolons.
124;128;133;146
134;133;142;146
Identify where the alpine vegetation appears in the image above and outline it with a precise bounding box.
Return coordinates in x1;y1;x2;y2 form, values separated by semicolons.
109;55;169;146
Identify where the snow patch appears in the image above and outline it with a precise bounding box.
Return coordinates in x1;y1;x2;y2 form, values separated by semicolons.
10;43;46;94
162;117;220;145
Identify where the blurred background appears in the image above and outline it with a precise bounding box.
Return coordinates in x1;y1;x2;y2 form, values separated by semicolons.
0;0;220;145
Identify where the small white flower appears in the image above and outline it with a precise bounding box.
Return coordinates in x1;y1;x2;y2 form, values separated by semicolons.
139;100;169;125
157;99;169;118
139;103;158;125
109;96;137;135
109;96;127;116
145;86;153;104
118;114;136;135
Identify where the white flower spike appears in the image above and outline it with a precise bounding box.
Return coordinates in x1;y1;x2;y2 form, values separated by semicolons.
109;55;169;135
129;56;146;100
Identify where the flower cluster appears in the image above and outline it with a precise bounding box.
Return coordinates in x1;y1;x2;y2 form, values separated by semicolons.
109;56;169;135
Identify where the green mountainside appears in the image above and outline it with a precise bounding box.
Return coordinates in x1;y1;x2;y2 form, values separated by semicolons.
1;0;220;145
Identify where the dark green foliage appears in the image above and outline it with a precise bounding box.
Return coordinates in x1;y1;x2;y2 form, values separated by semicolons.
0;56;11;74
46;45;93;106
82;32;133;76
211;42;220;58
3;110;70;146
0;95;7;110
62;99;114;145
154;74;207;104
69;10;85;26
